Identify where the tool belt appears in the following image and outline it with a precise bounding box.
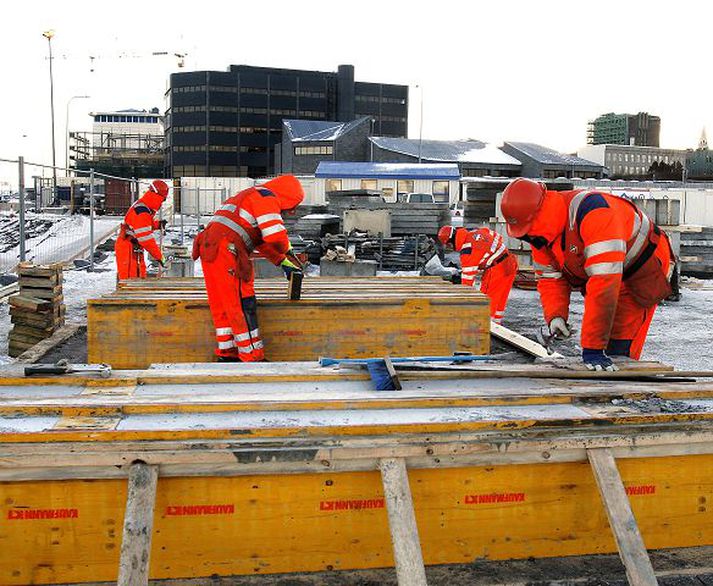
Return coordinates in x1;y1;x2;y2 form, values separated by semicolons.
120;224;142;253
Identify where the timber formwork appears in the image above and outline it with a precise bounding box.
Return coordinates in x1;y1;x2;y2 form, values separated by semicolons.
0;361;712;585
87;277;491;368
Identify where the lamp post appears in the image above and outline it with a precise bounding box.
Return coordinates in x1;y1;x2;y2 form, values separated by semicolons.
42;30;57;202
415;84;424;163
65;95;90;173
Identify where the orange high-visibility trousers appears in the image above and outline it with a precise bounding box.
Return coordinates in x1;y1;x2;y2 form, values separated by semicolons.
479;254;518;324
201;237;264;361
115;235;146;280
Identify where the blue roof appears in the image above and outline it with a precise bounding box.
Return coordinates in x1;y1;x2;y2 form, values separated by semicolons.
370;137;521;166
315;161;460;180
504;142;601;167
284;117;369;142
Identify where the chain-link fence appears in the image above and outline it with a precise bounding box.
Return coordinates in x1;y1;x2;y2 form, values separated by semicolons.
0;156;171;277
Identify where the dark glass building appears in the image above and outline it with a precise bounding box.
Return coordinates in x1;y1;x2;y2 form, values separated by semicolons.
165;64;408;178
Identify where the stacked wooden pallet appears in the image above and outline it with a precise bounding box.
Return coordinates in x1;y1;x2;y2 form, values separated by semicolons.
680;226;713;279
7;263;65;357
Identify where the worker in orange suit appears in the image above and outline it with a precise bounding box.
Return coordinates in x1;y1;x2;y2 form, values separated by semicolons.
438;225;518;324
501;178;675;371
192;175;304;362
115;179;169;280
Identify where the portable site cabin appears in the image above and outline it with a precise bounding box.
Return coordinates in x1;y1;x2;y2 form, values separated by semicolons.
314;161;460;205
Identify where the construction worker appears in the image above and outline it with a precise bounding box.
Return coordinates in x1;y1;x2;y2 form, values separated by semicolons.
192;175;304;362
438;225;518;324
501;178;674;371
115;179;169;280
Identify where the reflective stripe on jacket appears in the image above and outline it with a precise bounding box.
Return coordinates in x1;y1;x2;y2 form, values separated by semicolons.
205;186;291;260
455;227;510;287
121;194;162;260
532;189;671;350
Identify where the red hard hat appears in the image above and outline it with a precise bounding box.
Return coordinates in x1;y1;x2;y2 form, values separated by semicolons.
437;225;455;245
150;179;169;199
501;178;546;238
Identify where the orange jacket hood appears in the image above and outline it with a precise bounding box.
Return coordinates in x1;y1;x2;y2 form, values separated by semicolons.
261;175;304;211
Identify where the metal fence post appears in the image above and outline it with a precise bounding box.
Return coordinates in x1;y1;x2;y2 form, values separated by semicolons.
179;185;184;245
89;168;95;271
196;187;201;231
132;177;137;203
18;156;26;262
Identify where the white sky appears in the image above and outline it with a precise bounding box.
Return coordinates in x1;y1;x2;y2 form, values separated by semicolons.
1;0;710;188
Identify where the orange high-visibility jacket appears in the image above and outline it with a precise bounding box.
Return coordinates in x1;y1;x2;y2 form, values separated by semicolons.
532;190;672;350
196;185;292;268
455;227;510;286
120;189;164;261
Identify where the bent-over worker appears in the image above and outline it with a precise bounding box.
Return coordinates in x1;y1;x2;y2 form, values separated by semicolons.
501;178;675;371
438;225;518;324
192;175;304;362
115;179;169;280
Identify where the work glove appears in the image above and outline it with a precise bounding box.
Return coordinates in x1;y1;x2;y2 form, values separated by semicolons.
582;348;619;372
158;256;166;268
280;257;303;280
549;317;572;339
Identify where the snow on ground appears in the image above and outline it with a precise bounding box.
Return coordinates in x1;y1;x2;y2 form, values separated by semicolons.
0;211;121;275
503;286;713;371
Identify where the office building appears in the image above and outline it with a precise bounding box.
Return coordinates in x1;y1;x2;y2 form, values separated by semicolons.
587;112;661;147
501;142;605;179
578;144;687;179
165;64;408;178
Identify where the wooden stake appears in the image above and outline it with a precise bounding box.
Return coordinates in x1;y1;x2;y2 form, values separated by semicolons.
118;462;159;586
379;457;428;586
587;448;658;586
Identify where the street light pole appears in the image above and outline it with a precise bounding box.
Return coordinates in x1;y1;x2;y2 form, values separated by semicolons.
43;30;58;203
416;85;424;163
65;95;90;174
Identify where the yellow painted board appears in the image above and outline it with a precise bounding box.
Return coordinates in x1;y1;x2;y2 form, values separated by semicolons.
1;455;712;584
88;297;490;369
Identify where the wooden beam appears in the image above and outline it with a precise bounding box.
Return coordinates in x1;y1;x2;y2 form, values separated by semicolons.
490;321;561;359
379;457;428;586
118;462;159;586
587;448;658;586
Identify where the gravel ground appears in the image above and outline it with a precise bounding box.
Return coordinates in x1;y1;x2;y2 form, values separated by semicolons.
501;285;713;371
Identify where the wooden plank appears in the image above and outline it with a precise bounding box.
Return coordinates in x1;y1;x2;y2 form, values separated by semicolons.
117;462;159;586
379;458;428;586
8;295;52;312
587;448;658;586
490;321;560;359
18;275;59;289
15;324;81;364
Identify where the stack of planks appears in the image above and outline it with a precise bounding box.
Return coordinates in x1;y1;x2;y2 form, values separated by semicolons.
88;276;490;368
7;263;65;357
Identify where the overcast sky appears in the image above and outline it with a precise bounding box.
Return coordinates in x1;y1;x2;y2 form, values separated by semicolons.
1;0;710;187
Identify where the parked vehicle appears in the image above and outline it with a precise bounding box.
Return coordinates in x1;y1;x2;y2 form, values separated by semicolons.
450;201;464;227
404;192;435;204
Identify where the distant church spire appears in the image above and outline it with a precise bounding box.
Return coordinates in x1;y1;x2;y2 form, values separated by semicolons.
699;127;708;150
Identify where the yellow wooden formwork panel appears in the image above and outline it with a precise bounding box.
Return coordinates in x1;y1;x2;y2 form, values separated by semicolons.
88;297;490;369
2;455;711;584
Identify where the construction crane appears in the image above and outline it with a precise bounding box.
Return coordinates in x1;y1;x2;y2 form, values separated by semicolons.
49;50;188;72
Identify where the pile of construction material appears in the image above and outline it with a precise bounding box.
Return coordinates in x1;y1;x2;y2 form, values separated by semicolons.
283;204;328;234
7;263;65;357
322;232;436;271
293;213;340;239
680;227;713;279
325;191;449;236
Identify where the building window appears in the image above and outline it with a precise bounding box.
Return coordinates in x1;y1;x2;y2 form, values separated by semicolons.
325;179;342;192
239;107;267;114
382;187;394;200
360;179;378;190
397;180;414;194
432;181;450;202
294;145;333;156
174;125;207;132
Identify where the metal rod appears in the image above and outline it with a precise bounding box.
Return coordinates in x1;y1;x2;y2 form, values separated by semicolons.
46;34;57;204
89;169;95;272
18;156;26;262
